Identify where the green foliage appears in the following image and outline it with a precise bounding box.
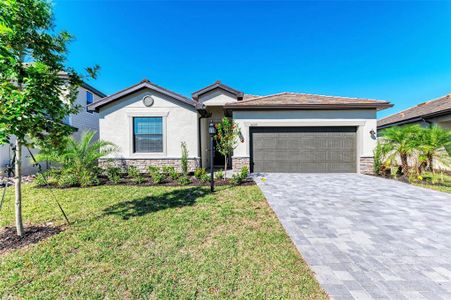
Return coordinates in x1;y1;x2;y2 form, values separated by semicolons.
128;166;144;184
36;130;117;187
0;0;99;233
214;169;224;181
200;173;210;183
416;125;451;173
230;166;249;185
379;125;451;176
180;142;189;176
0;185;327;299
162;166;179;180
373;142;391;175
214;117;241;178
104;164;121;184
194;167;207;179
178;175;191;185
57;172;79;188
33;173;47;187
148;166;165;184
0;0;98;149
379;125;422;175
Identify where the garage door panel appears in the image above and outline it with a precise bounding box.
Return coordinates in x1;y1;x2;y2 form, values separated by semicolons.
251;127;357;173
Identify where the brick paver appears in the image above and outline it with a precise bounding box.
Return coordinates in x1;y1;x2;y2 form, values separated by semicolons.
255;173;451;300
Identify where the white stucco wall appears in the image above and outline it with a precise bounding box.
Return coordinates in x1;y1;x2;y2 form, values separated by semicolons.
70;86;102;140
99;88;199;160
0;86;103;176
232;109;378;172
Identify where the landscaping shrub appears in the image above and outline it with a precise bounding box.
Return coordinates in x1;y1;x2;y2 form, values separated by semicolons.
194;167;207;180
148;166;165;184
214;169;224;181
200;174;210;183
57;172;79;188
230;166;249;185
128;166;144;184
36;130;117;188
163;166;179;180
79;170;100;187
178;175;191;185
104;165;121;184
34;173;48;187
181;142;189;176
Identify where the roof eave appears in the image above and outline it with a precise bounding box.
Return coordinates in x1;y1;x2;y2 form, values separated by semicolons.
225;103;393;110
88;80;198;112
192;81;244;101
378;107;451;129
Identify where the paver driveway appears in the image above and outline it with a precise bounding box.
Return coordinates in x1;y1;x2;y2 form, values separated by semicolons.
255;173;451;300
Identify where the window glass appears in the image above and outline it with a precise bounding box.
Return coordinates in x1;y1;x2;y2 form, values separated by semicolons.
86;91;94;112
133;117;163;153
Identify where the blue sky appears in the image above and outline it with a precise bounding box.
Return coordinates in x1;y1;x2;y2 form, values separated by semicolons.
54;1;451;118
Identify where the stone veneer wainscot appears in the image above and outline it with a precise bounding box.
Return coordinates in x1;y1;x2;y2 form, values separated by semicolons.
99;158;200;173
232;157;250;172
359;156;374;175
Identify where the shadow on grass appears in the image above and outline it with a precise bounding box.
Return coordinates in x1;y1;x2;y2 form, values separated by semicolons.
102;187;208;220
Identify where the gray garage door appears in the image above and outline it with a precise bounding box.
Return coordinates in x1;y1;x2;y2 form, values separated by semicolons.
250;127;357;173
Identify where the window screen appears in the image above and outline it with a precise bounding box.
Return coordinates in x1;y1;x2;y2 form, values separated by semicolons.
133;117;163;153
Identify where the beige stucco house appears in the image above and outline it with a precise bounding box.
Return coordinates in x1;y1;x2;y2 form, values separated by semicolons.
88;79;392;174
378;94;451;130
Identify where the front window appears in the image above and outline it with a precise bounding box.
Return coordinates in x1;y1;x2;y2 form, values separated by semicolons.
86;91;94;112
133;117;163;153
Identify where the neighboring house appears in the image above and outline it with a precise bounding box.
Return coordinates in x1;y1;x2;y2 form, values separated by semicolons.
378;94;451;130
89;79;392;174
0;83;106;175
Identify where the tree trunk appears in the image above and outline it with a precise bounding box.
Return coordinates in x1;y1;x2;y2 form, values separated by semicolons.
400;153;409;176
224;156;227;180
15;139;24;237
428;154;434;174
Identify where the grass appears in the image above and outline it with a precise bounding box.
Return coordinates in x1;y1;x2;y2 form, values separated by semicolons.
412;172;451;194
0;184;326;299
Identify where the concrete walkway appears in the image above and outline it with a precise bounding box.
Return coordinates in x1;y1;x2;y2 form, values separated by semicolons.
255;173;451;300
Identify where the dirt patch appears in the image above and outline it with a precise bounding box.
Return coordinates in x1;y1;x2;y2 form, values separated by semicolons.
0;225;63;256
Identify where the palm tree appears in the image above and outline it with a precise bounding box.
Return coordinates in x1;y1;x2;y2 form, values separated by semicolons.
36;130;117;185
417;125;451;173
379;124;422;175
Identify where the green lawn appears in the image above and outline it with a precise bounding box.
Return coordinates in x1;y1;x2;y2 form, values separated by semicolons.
412;172;451;194
413;183;451;193
0;184;326;299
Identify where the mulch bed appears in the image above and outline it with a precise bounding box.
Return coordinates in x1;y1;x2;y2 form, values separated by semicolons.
37;176;255;189
0;225;63;256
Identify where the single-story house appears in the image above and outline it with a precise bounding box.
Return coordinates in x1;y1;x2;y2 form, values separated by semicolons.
378;94;451;130
88;79;392;174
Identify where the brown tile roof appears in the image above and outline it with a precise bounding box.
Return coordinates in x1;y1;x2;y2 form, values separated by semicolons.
378;94;451;128
225;92;392;110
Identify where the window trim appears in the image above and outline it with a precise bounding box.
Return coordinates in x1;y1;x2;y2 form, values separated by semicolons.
132;117;164;154
127;112;168;158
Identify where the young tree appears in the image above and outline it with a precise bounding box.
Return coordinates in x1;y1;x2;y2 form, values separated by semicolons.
214;117;241;179
379;124;421;176
417;125;451;173
0;0;97;236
